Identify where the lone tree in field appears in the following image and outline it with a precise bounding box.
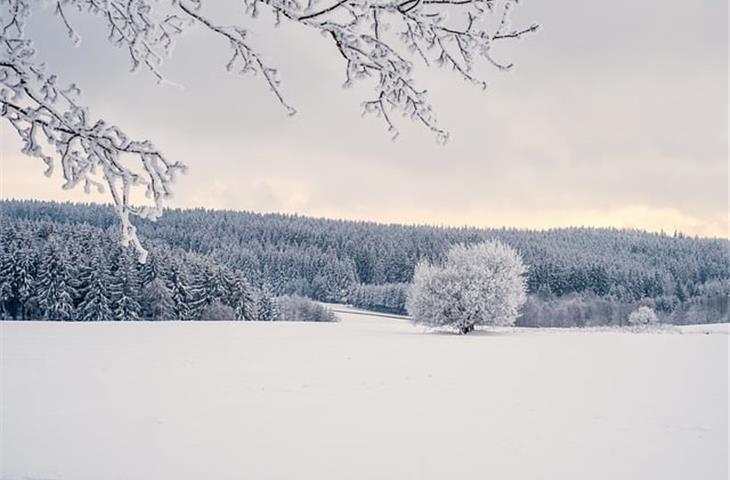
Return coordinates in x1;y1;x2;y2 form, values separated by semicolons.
406;241;527;334
0;0;538;261
627;305;659;329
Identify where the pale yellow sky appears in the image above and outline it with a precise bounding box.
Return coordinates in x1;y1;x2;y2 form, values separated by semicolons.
2;151;727;238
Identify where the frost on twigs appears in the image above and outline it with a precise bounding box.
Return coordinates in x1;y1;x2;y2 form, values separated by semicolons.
1;0;187;262
297;0;538;141
1;0;537;260
626;306;664;332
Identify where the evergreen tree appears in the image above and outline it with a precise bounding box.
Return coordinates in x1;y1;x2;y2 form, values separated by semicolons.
140;278;175;320
77;252;113;321
0;243;37;319
255;283;280;321
110;252;141;320
233;274;256;320
168;262;192;320
36;240;75;320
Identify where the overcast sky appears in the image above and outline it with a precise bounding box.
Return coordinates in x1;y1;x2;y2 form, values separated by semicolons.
1;0;727;237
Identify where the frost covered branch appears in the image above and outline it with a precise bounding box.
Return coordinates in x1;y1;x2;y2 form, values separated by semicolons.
0;0;537;261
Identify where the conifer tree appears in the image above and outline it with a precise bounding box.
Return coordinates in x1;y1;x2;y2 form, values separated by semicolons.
36;240;75;320
233;274;256;321
77;251;113;321
110;252;142;321
255;283;280;321
168;262;192;320
141;278;175;320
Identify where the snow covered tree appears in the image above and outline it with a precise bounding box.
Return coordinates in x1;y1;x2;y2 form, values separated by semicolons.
407;241;527;334
77;252;113;321
627;305;659;328
36;239;75;320
0;245;36;319
140;251;165;287
188;263;236;318
311;258;357;303
233;274;256;321
0;1;538;260
255;283;280;321
167;262;192;320
140;278;175;320
110;253;142;320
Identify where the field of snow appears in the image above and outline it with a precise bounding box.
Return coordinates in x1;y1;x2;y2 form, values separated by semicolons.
2;308;728;480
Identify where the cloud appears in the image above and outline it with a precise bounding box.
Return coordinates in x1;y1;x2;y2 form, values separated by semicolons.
1;0;726;237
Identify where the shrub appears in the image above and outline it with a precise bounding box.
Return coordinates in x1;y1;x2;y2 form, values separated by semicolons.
199;301;236;320
276;295;337;322
628;305;659;328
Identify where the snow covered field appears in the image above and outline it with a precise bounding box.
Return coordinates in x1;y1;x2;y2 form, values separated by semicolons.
2;309;728;480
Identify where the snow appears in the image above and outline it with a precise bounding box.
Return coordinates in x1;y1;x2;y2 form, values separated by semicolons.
678;323;730;335
1;309;728;480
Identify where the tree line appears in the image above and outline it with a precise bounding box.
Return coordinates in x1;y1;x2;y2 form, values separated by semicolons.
1;200;728;324
0;218;267;320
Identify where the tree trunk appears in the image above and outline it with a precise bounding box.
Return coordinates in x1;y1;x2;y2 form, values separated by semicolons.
460;324;475;334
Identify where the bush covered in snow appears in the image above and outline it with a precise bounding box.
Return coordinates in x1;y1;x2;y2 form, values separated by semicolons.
407;241;527;334
200;301;237;321
628;306;660;328
276;296;336;322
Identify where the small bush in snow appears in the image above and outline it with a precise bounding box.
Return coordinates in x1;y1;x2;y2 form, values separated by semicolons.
628;306;659;329
406;241;527;334
199;301;236;321
276;295;337;322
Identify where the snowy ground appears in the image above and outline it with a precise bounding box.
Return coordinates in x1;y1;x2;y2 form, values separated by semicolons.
2;308;728;480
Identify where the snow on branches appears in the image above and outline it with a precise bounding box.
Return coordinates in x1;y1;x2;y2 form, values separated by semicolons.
1;0;189;262
0;0;537;261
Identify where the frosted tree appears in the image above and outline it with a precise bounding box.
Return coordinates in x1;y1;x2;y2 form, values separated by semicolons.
110;252;142;320
627;305;659;329
167;262;192;319
233;273;256;320
36;239;76;320
0;244;36;319
0;245;16;318
140;250;164;286
311;258;357;302
0;0;538;261
140;278;175;320
406;240;526;333
255;283;280;321
188;263;235;317
77;251;113;321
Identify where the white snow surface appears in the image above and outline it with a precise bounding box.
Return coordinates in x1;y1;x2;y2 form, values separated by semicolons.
2;308;728;480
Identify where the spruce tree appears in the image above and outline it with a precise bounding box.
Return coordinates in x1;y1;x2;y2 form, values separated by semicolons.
168;262;192;320
140;278;175;320
110;252;141;320
233;274;256;320
255;283;280;321
77;250;113;321
36;240;75;320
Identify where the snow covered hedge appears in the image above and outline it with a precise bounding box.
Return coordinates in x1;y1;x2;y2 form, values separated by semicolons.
275;295;336;322
406;241;527;334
